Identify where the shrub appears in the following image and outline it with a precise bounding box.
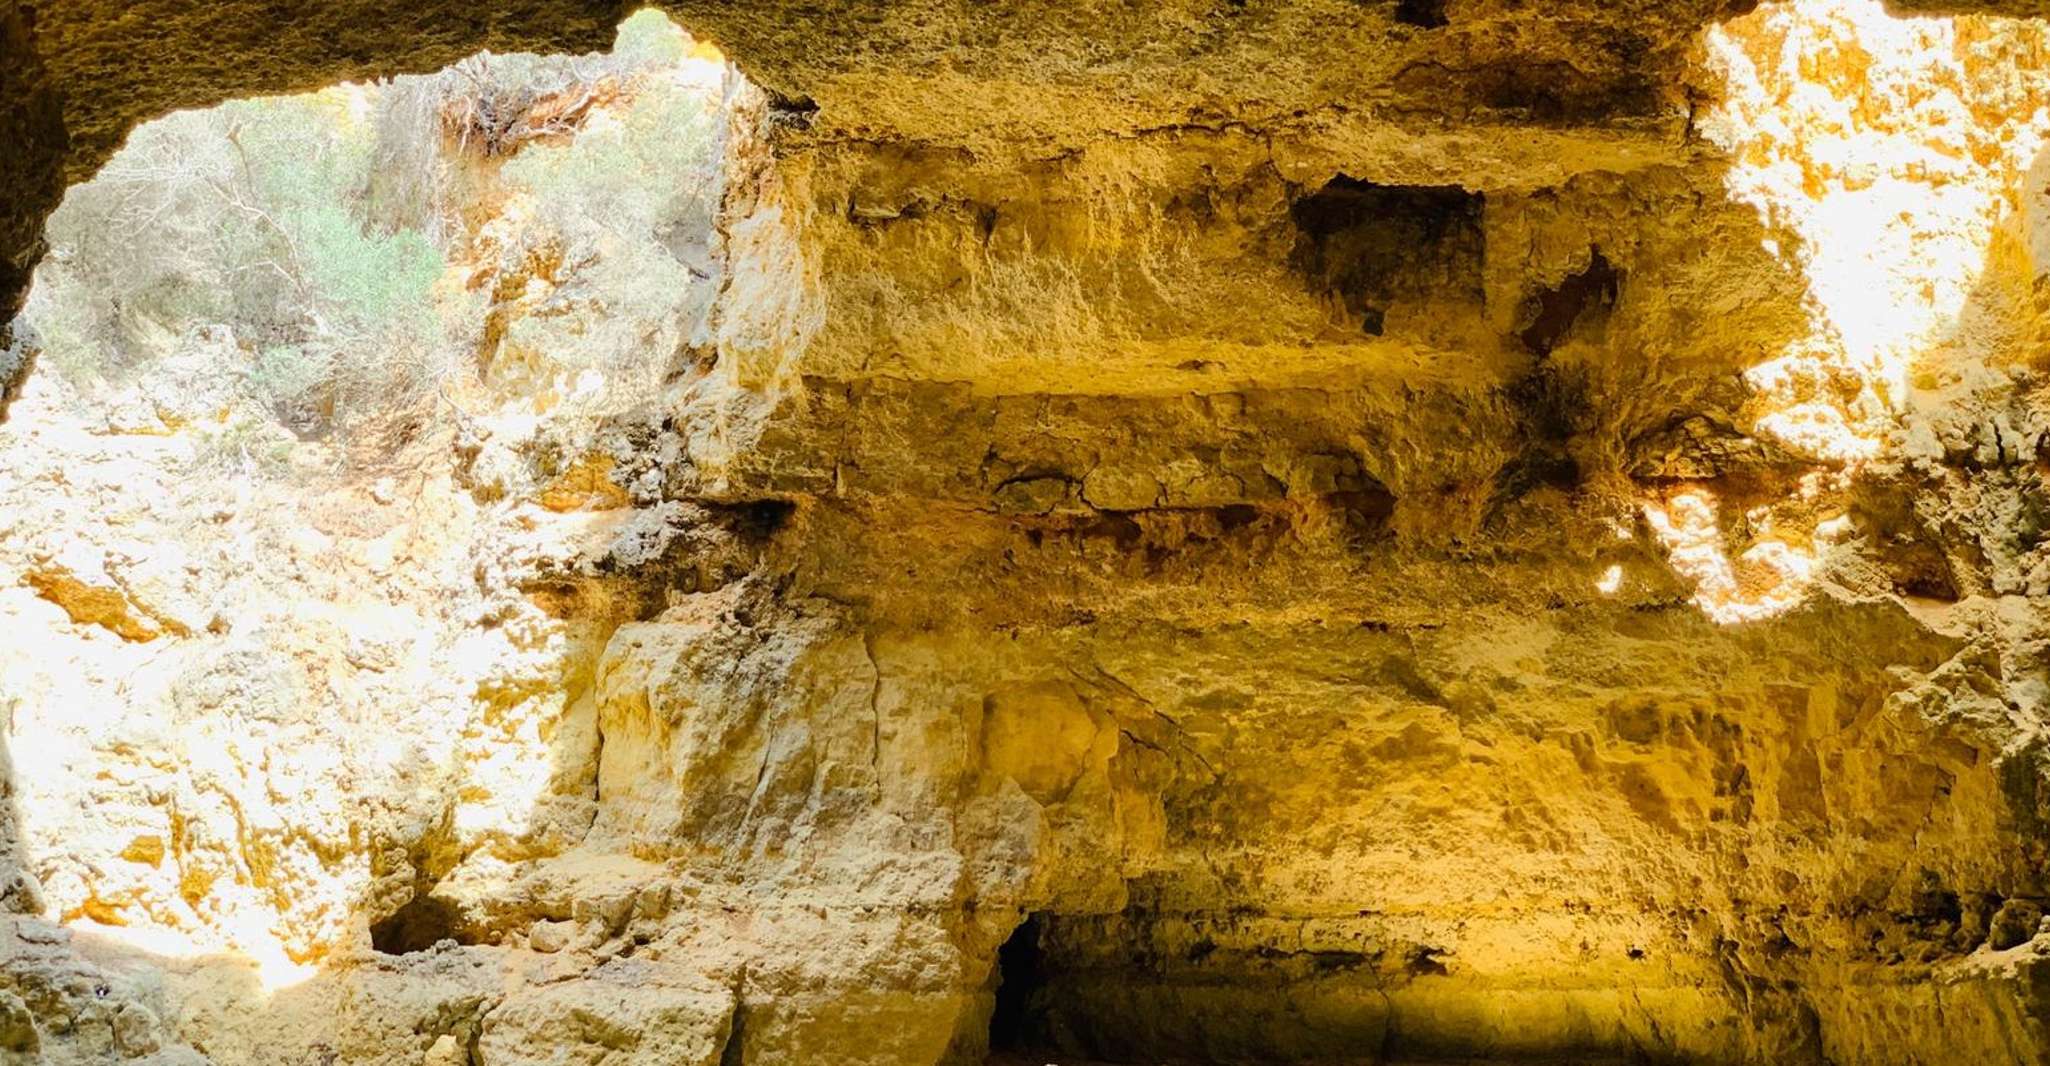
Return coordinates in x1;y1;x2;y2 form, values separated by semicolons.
17;8;724;442
25;90;449;435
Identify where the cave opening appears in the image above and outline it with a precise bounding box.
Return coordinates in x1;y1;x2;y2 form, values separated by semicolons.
988;913;1052;1058
9;7;733;461
0;4;746;991
1288;175;1484;335
369;891;470;955
1517;250;1620;356
1393;0;1451;29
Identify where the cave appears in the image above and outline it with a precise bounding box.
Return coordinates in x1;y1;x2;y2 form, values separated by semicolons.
1288;175;1485;335
986;914;1050;1058
4;0;2050;1065
1393;0;1452;29
1517;251;1621;357
368;892;468;956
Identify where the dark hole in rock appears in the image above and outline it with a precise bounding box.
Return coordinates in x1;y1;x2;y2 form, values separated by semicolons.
1519;251;1620;356
1216;503;1262;532
1492;451;1582;507
1494;362;1588;506
765;90;818;131
721;498;796;540
1989;898;2045;950
989;913;1050;1053
1394;0;1450;28
370;891;469;954
1408;946;1451;977
1332;486;1398;546
1289;176;1483;334
718;996;749;1066
1911;874;1963;928
1898;569;1961;603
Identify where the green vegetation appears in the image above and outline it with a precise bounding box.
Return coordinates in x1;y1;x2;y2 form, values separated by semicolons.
18;8;722;444
27;91;448;433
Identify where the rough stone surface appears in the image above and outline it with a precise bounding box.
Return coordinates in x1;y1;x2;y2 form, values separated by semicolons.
6;0;2050;1065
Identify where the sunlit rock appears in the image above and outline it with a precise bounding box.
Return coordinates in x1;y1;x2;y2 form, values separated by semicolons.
2;2;2050;1064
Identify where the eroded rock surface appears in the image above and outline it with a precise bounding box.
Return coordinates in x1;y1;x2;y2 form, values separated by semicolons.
5;0;2050;1064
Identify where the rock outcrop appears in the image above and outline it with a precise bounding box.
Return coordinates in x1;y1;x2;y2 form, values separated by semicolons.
5;1;2050;1064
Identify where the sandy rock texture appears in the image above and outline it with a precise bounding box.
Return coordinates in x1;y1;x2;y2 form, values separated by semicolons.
7;0;2050;1064
0;0;1779;391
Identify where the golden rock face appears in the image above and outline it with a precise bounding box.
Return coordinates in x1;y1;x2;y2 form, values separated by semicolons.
5;1;2050;1064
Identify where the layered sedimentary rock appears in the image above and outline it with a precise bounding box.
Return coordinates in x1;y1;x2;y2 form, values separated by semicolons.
6;0;2050;1064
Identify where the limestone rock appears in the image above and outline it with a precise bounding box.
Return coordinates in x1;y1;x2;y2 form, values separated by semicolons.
0;989;39;1056
4;0;2050;1064
527;920;576;955
474;962;734;1066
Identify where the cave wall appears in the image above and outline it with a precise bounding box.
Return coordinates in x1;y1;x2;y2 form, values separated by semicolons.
4;0;2050;1065
0;0;1775;380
